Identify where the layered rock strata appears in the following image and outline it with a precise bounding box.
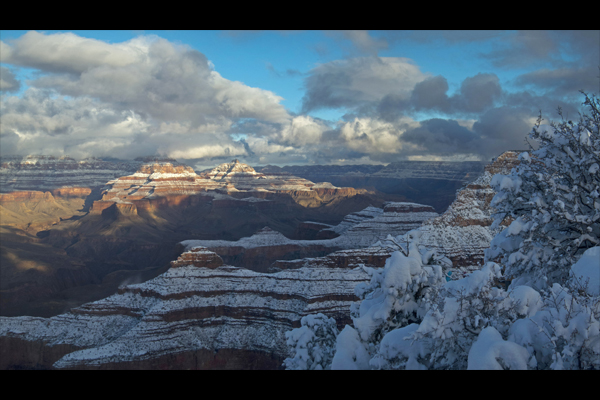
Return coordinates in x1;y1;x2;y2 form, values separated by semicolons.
416;151;522;269
0;248;374;370
262;161;486;212
90;159;369;214
0;188;92;233
0;155;140;193
181;202;437;271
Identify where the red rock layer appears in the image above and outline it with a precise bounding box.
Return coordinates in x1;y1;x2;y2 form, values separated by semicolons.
0;247;374;369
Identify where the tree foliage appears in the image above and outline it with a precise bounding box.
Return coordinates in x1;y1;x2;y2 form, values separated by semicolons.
487;92;600;288
284;93;600;370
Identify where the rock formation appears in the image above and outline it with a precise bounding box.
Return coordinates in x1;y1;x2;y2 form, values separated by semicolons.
261;161;486;212
0;151;526;369
0;158;386;318
90;159;370;214
0;247;375;370
0;155;141;193
0;188;91;233
416;151;522;271
181;202;438;271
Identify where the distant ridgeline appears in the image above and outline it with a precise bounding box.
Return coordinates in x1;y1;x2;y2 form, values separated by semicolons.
0;155;142;193
257;161;487;213
1;155;487;212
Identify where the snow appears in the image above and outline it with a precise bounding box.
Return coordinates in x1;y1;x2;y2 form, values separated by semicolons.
467;326;530;370
182;203;437;252
570;247;600;296
372;324;428;370
330;326;371;370
509;285;543;317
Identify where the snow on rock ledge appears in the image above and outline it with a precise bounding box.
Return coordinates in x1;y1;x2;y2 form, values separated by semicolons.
0;248;373;370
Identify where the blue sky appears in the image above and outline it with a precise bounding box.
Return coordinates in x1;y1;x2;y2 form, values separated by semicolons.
1;30;598;168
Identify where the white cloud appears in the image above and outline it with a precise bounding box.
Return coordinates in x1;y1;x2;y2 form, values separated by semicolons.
1;31;147;74
244;136;296;154
338;116;419;154
2;31;290;126
167;143;247;160
278;115;329;146
0;66;20;92
0;31;293;162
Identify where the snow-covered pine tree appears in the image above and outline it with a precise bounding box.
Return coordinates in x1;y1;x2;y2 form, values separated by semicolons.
284;93;600;370
328;231;446;369
283;313;339;370
487;92;600;289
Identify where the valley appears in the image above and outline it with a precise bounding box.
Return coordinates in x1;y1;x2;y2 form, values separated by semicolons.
0;153;513;369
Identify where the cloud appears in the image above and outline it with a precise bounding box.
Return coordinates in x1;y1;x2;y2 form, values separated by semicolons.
0;31;296;163
410;75;451;112
384;30;507;45
167;143;247;160
0;88;152;158
0;66;20;93
337;116;420;155
483;30;600;70
278;115;330;146
1;31;592;167
514;66;600;97
301;57;429;113
471;106;538;159
2;31;290;126
407;73;503;115
324;30;389;56
401;118;481;156
455;73;503;113
1;31;145;74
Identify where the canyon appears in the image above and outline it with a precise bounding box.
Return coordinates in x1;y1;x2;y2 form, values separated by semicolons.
0;152;518;369
0;157;385;317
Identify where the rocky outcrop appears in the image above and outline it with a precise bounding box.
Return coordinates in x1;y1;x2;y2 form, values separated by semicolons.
181;202;437;271
90;159;371;215
264;161;486;212
0;188;91;233
0;247;373;369
269;246;393;272
416;151;522;269
313;202;438;249
169;247;224;269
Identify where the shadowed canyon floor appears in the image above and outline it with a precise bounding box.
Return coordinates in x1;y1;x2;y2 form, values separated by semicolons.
0;159;387;317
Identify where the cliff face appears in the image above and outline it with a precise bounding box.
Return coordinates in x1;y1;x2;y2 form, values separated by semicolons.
181;202;438;271
0;247;373;370
266;161;486;213
416;151;522;269
0;188;91;233
0;155;140;193
90;159;372;215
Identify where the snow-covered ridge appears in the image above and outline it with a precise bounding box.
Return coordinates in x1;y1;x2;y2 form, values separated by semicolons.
0;155;142;192
89;159;368;211
0;247;374;369
182;202;439;252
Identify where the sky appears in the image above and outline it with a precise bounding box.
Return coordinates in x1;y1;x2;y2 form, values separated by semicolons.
1;30;598;169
